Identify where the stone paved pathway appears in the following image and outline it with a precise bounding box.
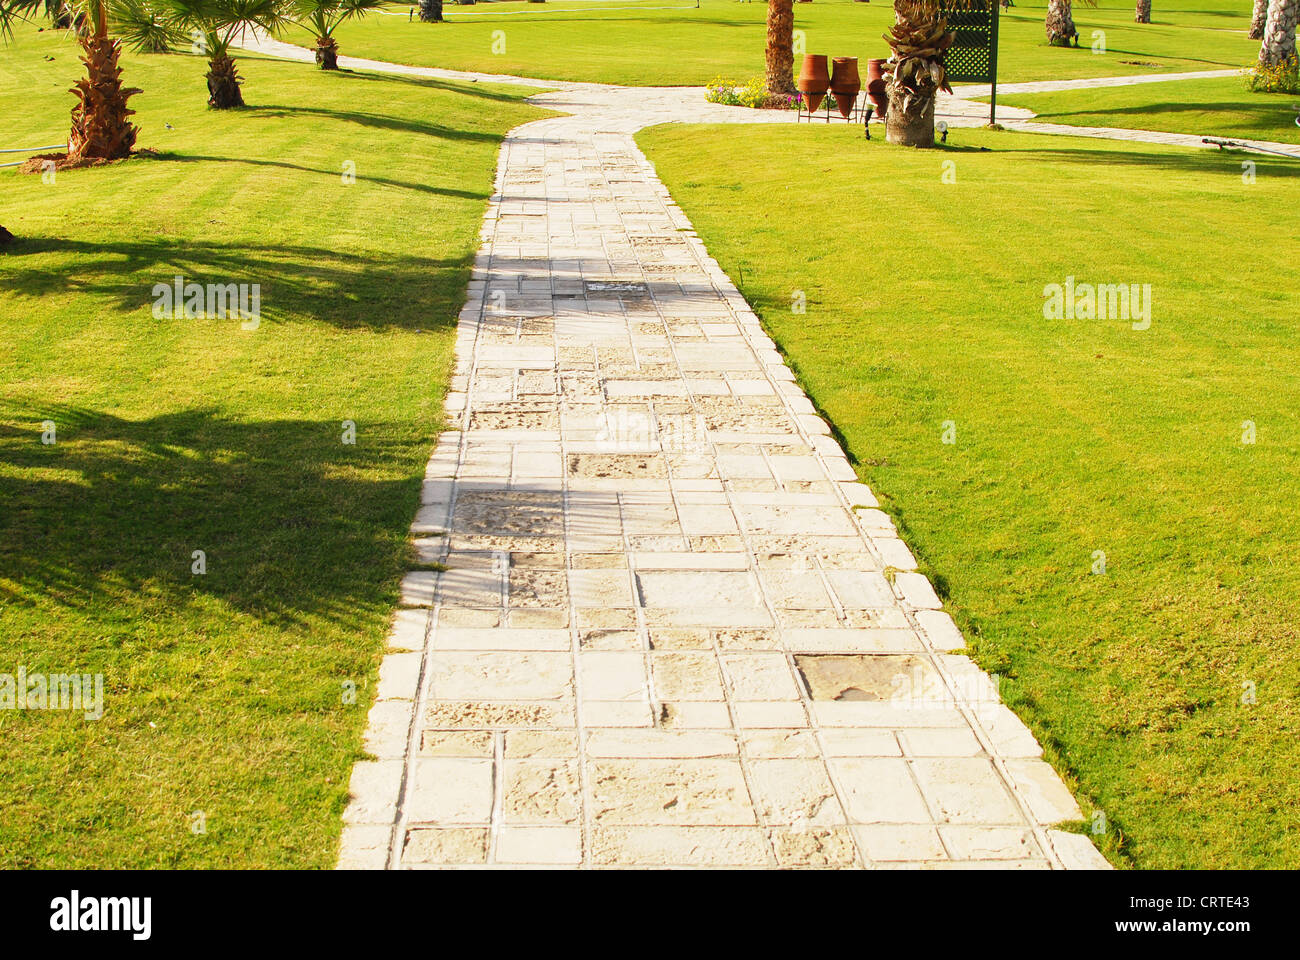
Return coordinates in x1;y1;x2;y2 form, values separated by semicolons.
237;40;1120;872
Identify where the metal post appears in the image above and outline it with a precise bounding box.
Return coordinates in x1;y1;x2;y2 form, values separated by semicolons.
988;0;1000;125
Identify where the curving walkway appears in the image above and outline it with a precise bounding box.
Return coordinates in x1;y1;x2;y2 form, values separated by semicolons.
231;34;1124;870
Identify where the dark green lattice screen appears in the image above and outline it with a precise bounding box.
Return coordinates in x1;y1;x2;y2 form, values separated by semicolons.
942;0;1000;84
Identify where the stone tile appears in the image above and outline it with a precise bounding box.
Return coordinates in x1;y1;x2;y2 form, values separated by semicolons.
590;826;769;866
342;759;404;825
428;651;573;700
402;828;489;865
940;825;1043;861
338;824;392;869
495;826;583;865
1048;830;1112;870
580;651;647;701
899;727;984;757
502;760;582;823
635;569;763;608
504;730;578;758
652;652;724;700
830;758;931;824
771;827;858;867
568;569;636;607
363;700;412;759
910;758;1024;825
721;654;802;701
1004;758;1084;824
405;758;494;824
854;824;947;862
420;729;495;758
747;759;841;825
587;759;756;825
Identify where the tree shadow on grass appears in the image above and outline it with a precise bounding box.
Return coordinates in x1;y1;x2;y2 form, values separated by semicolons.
997;141;1300;177
140;150;487;200
336;68;543;103
0;402;429;634
249;102;501;142
1;236;475;331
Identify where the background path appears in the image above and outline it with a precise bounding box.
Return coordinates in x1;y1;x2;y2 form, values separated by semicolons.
242;33;1299;157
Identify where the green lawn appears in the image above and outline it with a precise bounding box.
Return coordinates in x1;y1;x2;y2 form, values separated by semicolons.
638;121;1300;869
989;76;1300;145
0;28;547;867
308;0;1262;86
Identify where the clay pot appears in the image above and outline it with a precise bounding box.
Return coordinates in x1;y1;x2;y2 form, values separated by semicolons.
866;57;888;116
798;54;830;113
829;57;861;118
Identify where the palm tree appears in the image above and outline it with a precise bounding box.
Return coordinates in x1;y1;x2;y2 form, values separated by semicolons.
1045;0;1095;46
1258;0;1296;67
417;0;440;21
1134;0;1150;24
765;0;794;96
879;0;960;146
290;0;383;69
67;0;144;161
161;0;288;108
1250;0;1269;40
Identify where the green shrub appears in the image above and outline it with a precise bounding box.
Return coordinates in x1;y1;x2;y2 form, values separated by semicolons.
1246;55;1300;94
705;75;802;110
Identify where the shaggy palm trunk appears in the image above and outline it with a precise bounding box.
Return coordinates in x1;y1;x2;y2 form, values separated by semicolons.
68;31;140;163
418;0;443;21
1258;0;1297;65
207;55;245;108
883;0;951;147
1134;0;1150;23
1250;0;1269;40
1046;0;1077;46
315;35;339;69
765;0;795;96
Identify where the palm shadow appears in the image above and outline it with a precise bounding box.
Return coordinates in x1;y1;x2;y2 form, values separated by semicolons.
1;235;475;330
335;68;544;102
0;403;429;632
248;102;501;142
144;150;486;200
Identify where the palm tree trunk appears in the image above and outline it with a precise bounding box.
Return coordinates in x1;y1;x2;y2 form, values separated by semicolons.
1258;0;1297;65
1250;0;1269;39
1135;0;1151;23
315;35;339;69
1046;0;1078;46
207;55;245;108
418;0;443;21
883;0;950;147
68;28;140;163
765;0;795;96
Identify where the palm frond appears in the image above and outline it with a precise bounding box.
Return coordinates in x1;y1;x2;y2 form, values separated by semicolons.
288;0;383;37
0;0;50;40
110;0;184;51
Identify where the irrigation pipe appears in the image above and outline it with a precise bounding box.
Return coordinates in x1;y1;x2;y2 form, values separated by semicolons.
1202;137;1300;159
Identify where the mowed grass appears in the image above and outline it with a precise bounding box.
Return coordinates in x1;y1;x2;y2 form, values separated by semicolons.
990;76;1300;145
0;28;546;867
639;122;1300;868
311;0;1261;86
